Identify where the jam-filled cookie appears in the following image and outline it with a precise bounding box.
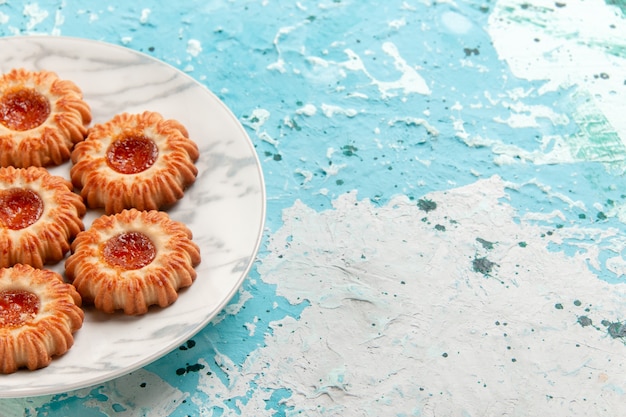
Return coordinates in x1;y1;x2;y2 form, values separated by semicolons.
65;208;201;315
70;111;199;214
0;166;86;268
0;264;84;373
0;68;92;168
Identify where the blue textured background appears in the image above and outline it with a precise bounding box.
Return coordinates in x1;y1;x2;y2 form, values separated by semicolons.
1;0;625;415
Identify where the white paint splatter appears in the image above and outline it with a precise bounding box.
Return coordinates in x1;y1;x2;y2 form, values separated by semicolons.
242;109;279;146
457;87;583;165
321;104;358;118
82;369;186;417
388;116;440;136
258;131;279;147
347;92;369;99
388;17;407;30
213;287;254;325
283;116;296;129
401;1;417;11
0;12;8;25
461;133;576;166
379;42;431;95
295;103;317;116
341;44;431;98
140;8;151;24
187;39;202;57
488;0;626;144
23;3;48;30
494;101;570;129
2;369;185;417
193;176;626;415
51;9;63;36
244;318;258;337
241;108;271;130
268;24;302;73
304;42;431;98
1;395;50;417
294;168;314;184
267;58;286;73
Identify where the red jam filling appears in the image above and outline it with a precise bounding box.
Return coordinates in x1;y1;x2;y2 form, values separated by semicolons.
102;231;156;270
0;188;44;230
0;87;51;131
0;289;40;328
106;135;158;174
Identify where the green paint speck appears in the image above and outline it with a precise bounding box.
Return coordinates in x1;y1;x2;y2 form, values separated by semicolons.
555;303;564;310
417;198;437;212
473;257;496;275
518;241;527;248
341;144;358;157
476;237;494;250
290;119;302;131
604;321;626;338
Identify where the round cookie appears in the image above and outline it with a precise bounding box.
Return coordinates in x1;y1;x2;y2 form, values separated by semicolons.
0;264;84;373
0;68;92;167
65;208;201;315
0;166;86;268
70;111;199;214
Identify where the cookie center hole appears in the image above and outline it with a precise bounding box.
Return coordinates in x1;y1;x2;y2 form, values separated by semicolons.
102;231;156;270
0;188;44;230
0;290;40;328
106;135;159;174
0;87;51;131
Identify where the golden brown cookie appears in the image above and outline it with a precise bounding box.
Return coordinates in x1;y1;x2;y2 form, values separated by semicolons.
0;264;84;373
0;68;92;167
65;209;201;315
70;111;199;214
0;166;86;268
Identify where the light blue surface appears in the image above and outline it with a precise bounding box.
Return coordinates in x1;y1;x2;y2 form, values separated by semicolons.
1;0;626;415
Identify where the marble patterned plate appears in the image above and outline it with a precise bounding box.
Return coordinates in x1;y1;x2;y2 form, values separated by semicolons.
0;36;266;398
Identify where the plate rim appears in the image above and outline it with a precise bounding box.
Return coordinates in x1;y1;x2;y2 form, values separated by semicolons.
0;34;266;398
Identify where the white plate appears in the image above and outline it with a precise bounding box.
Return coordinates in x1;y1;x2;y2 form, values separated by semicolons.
0;36;266;398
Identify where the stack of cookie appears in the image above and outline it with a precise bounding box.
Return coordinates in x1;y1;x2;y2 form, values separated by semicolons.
0;68;201;373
